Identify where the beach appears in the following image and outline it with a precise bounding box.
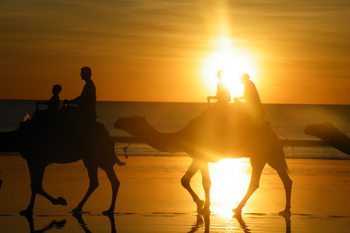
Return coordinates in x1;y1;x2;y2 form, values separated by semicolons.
1;0;350;231
0;155;350;232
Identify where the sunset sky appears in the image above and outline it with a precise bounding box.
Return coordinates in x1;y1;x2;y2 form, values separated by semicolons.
1;0;350;103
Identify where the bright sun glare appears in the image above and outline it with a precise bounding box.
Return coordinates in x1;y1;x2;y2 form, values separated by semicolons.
202;37;258;99
209;158;251;218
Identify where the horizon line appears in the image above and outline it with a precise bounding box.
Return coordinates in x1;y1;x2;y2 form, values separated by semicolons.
0;98;350;106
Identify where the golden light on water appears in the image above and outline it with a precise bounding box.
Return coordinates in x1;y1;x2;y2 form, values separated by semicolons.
202;36;258;99
209;158;251;218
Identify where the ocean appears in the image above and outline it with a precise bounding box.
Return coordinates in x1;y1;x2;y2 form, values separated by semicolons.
1;100;350;159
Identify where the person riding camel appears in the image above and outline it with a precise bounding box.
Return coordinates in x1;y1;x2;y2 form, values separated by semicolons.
36;84;62;114
235;73;264;119
207;69;231;105
64;66;97;124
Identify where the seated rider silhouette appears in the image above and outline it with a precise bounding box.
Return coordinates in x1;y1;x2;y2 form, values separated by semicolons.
235;73;264;118
64;66;97;125
207;69;231;105
36;84;62;118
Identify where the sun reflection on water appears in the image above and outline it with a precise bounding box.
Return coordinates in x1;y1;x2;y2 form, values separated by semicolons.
209;158;251;218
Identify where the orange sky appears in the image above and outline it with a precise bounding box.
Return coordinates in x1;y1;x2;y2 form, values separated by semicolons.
1;0;350;103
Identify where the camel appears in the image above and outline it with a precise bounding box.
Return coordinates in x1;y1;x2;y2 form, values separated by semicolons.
114;105;292;215
0;107;125;216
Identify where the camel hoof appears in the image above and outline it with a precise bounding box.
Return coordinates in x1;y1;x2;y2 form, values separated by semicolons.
198;207;210;215
54;197;67;206
233;207;242;215
102;209;114;216
279;209;291;217
19;209;33;216
72;208;82;216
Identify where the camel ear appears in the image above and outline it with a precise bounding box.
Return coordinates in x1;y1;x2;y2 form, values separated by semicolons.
22;112;32;122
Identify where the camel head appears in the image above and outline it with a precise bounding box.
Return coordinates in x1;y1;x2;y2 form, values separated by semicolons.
114;116;158;137
304;122;336;138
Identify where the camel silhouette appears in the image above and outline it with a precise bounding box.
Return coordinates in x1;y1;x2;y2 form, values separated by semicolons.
115;105;292;215
0;107;125;216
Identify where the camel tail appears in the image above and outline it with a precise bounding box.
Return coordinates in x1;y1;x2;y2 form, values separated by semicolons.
96;121;126;166
268;150;290;174
278;148;290;173
113;146;126;166
115;156;126;166
282;157;290;174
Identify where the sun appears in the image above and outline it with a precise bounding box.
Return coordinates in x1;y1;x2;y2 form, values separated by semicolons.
209;158;251;218
202;37;258;99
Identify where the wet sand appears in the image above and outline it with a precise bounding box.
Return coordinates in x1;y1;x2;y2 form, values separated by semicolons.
0;156;350;232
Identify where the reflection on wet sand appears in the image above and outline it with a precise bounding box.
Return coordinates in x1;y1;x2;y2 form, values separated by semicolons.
8;212;350;233
188;214;210;233
235;214;251;233
190;213;291;233
24;215;66;233
73;213;117;233
17;212;292;233
21;214;118;233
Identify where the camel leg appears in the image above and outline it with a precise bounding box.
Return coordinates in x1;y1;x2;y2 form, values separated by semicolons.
200;162;211;214
20;186;36;216
36;172;67;207
273;162;292;216
102;166;120;216
20;162;39;216
21;161;64;216
234;161;265;215
181;159;203;212
29;162;68;210
72;162;98;215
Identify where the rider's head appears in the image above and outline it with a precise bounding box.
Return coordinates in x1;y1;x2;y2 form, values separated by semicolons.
241;73;250;83
52;84;62;95
80;66;92;80
217;69;223;81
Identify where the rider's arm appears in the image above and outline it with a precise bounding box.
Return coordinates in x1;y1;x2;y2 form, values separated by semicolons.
66;96;81;105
